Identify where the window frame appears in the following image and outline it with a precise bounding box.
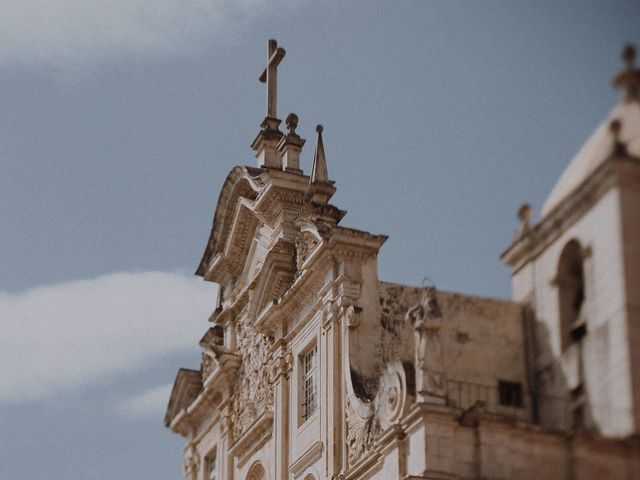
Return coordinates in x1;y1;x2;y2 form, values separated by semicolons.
299;341;319;425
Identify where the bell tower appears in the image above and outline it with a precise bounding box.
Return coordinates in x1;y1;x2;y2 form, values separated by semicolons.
502;45;640;436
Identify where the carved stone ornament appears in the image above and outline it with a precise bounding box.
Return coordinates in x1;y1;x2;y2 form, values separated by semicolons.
230;316;274;440
201;352;215;380
374;361;408;431
345;361;408;466
295;230;319;270
183;443;200;480
269;346;292;383
345;393;378;466
345;305;362;329
405;287;447;403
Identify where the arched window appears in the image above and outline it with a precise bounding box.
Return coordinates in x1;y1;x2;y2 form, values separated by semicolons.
557;240;586;350
246;462;266;480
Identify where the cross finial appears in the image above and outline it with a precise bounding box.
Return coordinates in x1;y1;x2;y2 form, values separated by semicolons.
613;43;640;101
259;39;286;120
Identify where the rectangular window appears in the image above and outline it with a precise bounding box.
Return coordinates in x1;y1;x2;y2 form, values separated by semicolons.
207;449;217;480
301;344;318;422
498;380;523;408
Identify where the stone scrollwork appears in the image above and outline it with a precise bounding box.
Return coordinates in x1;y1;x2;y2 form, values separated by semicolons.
231;316;274;440
345;361;408;466
345;305;362;329
374;361;408;431
405;286;447;403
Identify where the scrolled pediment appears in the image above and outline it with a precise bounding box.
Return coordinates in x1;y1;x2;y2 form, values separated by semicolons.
196;166;264;277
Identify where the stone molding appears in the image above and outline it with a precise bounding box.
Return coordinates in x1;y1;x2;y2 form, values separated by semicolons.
289;440;323;478
229;411;274;468
502;155;640;273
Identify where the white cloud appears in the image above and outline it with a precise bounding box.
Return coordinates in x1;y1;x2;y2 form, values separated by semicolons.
117;383;173;418
0;0;282;70
0;271;216;403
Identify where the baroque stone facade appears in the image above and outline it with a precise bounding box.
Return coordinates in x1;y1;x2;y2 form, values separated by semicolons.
165;41;640;479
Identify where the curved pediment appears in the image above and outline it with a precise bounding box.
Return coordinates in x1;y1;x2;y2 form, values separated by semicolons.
196;166;265;277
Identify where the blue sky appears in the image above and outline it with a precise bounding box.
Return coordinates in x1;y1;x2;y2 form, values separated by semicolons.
1;1;638;479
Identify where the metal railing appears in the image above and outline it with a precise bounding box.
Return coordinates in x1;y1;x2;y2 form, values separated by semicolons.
445;379;531;419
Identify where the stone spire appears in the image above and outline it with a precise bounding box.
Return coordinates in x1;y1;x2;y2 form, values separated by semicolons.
311;125;329;183
308;124;335;203
251;39;286;169
613;44;640;101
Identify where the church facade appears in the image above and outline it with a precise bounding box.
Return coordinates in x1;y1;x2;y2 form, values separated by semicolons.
165;41;640;479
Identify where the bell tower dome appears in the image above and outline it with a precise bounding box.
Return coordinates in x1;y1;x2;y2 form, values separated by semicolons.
502;44;640;436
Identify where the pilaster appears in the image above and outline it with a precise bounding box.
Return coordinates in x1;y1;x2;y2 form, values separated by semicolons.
269;339;293;480
220;399;235;480
322;301;344;477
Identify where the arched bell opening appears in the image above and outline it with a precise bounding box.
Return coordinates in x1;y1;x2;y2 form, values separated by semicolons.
557;239;587;351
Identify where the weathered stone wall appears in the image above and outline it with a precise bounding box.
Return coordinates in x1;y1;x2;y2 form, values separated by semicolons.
349;282;528;415
512;186;635;435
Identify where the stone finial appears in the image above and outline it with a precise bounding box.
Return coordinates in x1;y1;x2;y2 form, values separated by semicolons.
609;118;628;157
518;203;532;225
623;44;636;68
311;125;329;183
285;113;298;135
613;44;640;101
514;203;532;239
277;112;305;173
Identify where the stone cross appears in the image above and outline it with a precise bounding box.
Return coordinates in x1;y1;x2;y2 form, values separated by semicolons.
259;39;286;120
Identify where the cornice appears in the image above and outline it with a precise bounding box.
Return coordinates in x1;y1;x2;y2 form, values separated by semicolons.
229;412;274;467
255;247;336;334
502;155;639;273
165;368;203;435
196;166;264;277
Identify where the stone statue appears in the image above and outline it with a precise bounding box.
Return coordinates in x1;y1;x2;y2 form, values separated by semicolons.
406;286;447;404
